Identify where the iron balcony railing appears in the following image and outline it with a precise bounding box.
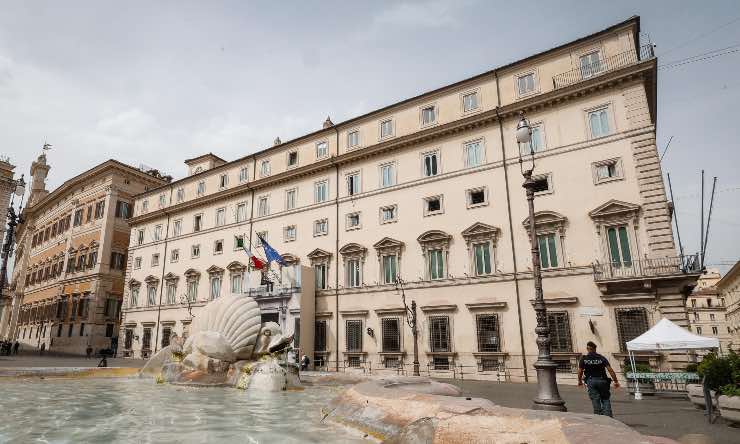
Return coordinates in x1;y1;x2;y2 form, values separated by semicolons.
552;44;655;89
593;254;701;282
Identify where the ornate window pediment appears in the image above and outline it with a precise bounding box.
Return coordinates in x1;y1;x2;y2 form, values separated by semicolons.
206;265;224;276
373;237;404;257
308;248;332;266
163;272;179;282
226;261;247;272
280;253;300;266
417;230;452;251
184;268;201;280
144;275;159;285
461;222;500;245
128;278;141;288
588;200;640;224
522;211;568;234
339;243;367;259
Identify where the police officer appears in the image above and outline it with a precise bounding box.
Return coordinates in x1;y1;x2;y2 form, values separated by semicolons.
578;341;620;417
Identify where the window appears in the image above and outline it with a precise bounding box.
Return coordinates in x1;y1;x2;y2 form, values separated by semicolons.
347;130;359;149
517;72;535;96
142;200;149;213
285;189;296;210
346;259;361;288
382;255;397;284
284;225;296;242
580;51;602;78
607;225;632;267
136;229;144;245
153;225;162;241
173;219;182;236
697;326;702;335
532;174;551;193
422;151;439;177
314;180;328;203
473;242;492;275
287;151;298;167
467;187;487;208
86;205;93;223
130;287;139;307
537;233;559;269
193;214;203;232
191;244;200;258
197;181;205;196
176;188;185;202
260;160;271;177
314;218;328;236
170;249;179;263
161;327;172;348
210;276;221;300
142;328;152;350
694;312;700;321
380;163;395;188
547;312;572;352
111;252;126;270
230;273;242;294
429;316;451;352
346;212;361;230
593;158;622;184
346;320;363;352
236;203;247;222
124;329;133;349
187;278;198;302
462;91;479;112
215;208;226;226
158;194;166;207
424;196;443;216
73;209;83;227
256;231;268;247
258;196;269;217
615;307;649;352
219;174;228;189
346;172;360;196
712;326;718;335
380;119;393;138
381;318;401;352
147;285;157;306
464;140;483;167
239;166;249;183
294;318;300;348
476;314;500;352
151;254;159;267
115;201;131;218
428;249;445;280
421;105;436;126
214;239;224;254
521;124;544;155
316;141;328;158
315;264;327;289
710;313;716;321
315;320;327;351
234;235;245;250
380;205;397;224
588;107;611;138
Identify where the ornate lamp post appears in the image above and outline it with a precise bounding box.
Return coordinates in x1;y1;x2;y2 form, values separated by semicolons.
516;115;566;412
395;276;420;376
0;175;26;291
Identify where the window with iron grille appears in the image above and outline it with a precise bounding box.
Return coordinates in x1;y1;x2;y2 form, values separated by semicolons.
615;307;649;352
142;328;152;350
315;320;327;351
480;358;500;372
381;318;401;352
429;316;451;352
384;357;400;369
161;327;171;348
476;314;500;352
547;312;572;353
432;356;449;370
348;356;361;368
294;318;300;348
124;329;133;349
554;359;573;373
346;320;363;352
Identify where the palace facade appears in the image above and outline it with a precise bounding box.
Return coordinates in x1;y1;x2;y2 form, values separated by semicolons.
120;17;700;382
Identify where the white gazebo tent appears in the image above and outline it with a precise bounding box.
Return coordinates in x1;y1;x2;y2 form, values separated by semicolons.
626;318;719;398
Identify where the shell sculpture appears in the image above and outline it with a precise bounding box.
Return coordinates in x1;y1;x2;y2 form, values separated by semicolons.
188;294;263;361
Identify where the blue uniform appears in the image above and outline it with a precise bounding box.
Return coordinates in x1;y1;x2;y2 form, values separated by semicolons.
579;352;613;417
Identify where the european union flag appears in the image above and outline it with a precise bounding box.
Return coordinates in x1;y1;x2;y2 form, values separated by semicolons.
259;234;285;266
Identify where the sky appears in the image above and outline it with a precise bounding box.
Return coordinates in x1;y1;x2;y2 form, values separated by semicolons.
1;1;738;272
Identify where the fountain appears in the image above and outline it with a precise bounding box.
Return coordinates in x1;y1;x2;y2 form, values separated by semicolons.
139;294;299;391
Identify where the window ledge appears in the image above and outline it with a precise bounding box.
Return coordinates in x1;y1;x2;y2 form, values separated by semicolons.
472;352;509;357
378;352;406;356
425;351;456;356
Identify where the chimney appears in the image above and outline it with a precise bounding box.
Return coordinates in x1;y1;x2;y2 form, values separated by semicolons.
273;137;282;146
323;116;334;129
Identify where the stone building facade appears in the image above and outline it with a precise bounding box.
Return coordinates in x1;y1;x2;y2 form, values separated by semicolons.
0;157;18;334
686;269;732;355
5;155;168;354
718;261;740;352
120;17;700;382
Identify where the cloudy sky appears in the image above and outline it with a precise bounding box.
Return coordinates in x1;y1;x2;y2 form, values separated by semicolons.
1;1;738;271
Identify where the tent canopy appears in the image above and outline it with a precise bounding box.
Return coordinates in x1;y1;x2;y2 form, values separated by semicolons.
626;318;719;351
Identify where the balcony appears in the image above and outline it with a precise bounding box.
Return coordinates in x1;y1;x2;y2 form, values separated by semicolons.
593;254;701;282
552;44;655;90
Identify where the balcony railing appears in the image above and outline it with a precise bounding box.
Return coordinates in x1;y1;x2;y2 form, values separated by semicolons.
552;44;655;90
593;254;701;282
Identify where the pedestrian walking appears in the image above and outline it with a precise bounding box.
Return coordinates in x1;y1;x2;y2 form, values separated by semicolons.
13;341;19;355
577;341;620;417
86;346;93;359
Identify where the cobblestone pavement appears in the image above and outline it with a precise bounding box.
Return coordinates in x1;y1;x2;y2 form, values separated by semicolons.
0;352;146;368
443;379;738;444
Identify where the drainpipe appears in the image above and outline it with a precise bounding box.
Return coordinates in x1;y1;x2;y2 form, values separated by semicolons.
331;126;340;372
495;72;529;382
153;185;174;353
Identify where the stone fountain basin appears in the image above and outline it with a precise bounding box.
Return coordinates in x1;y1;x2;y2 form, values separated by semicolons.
320;376;676;444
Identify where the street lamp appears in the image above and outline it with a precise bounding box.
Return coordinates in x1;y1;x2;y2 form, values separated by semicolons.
1;175;26;292
395;276;420;376
516;114;567;412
